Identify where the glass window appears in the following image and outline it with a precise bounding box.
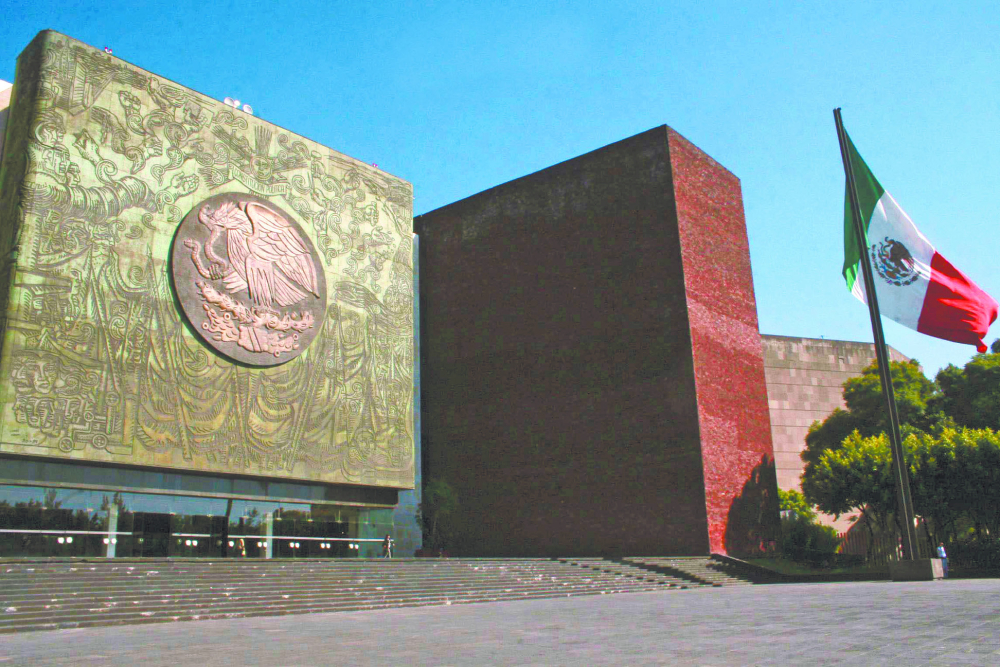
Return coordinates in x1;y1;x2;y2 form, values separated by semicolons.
0;484;378;559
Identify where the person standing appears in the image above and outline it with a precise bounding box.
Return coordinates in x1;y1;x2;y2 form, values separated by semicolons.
382;534;393;559
937;542;948;578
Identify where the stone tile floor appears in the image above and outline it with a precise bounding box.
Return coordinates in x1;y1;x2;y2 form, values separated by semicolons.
1;579;997;666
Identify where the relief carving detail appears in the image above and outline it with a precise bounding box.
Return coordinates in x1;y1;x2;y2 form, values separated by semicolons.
0;32;415;485
172;194;327;365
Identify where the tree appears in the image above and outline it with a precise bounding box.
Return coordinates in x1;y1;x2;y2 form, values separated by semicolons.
419;478;458;552
778;488;817;521
802;431;900;533
777;489;840;561
42;489;62;509
845;359;941;433
933;347;1000;431
802;408;857;466
806;427;1000;547
803;359;941;466
800;343;1000;561
939;429;1000;538
99;492;128;513
907;431;963;546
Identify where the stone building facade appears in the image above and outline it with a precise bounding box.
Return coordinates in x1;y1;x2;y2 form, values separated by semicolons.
0;32;420;558
761;335;908;522
416;126;780;558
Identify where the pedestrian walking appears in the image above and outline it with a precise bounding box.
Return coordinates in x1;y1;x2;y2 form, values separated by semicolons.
937;542;948;578
382;534;393;559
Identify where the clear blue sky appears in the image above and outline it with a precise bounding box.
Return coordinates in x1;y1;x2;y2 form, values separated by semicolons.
3;0;998;377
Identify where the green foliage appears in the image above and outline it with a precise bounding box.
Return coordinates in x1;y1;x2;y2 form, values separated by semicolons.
778;488;817;521
801;431;900;530
907;431;961;544
780;514;842;563
419;478;459;551
947;537;1000;569
843;359;940;432
799;346;1000;563
933;349;1000;431
803;359;940;466
936;429;1000;537
777;489;840;562
804;427;1000;549
906;428;1000;542
803;409;857;466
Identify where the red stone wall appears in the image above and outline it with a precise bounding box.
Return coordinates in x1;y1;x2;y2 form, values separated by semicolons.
415;128;711;557
668;129;779;555
415;126;779;557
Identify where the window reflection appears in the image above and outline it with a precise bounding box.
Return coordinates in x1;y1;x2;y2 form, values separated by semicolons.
0;485;387;559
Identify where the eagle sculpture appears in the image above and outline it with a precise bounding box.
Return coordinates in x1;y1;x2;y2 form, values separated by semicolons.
184;200;320;308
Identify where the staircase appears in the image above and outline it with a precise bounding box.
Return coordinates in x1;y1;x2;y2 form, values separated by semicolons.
559;558;706;588
0;558;693;633
622;557;755;587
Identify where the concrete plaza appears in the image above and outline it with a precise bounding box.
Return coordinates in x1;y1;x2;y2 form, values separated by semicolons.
1;579;998;666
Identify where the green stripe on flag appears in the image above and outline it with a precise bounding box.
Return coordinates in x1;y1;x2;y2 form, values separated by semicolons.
842;132;885;291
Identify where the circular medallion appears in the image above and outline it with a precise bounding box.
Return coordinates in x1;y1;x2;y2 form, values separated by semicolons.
171;193;327;366
870;236;919;287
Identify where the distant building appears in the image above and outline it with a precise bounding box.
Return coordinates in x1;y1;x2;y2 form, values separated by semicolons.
761;335;909;528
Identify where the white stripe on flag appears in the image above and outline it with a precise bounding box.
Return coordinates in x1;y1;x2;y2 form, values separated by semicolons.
852;192;934;330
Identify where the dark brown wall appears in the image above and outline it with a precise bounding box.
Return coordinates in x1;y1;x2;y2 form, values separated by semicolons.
415;127;712;557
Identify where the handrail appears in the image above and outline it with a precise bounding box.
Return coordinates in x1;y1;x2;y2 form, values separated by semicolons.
0;529;382;541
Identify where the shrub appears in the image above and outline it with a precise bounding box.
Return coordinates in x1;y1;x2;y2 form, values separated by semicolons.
947;538;1000;569
780;514;842;565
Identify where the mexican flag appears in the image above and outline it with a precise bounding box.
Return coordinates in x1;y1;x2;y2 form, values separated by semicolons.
842;132;997;352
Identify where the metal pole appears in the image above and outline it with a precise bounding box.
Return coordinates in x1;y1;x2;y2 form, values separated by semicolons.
833;108;919;561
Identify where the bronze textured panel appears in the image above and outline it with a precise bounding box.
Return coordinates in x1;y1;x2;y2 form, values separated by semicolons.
0;32;415;488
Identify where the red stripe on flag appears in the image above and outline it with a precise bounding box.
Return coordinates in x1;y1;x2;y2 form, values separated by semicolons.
918;252;998;352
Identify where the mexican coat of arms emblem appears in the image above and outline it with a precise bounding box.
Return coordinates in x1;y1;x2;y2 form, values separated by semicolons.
171;193;327;365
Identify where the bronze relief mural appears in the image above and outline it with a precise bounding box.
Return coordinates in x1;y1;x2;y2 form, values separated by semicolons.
172;193;327;365
0;32;415;487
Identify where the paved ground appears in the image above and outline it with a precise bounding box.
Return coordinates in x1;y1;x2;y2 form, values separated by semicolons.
1;580;998;666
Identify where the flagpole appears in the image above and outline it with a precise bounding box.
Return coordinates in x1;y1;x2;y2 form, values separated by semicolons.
833;108;919;561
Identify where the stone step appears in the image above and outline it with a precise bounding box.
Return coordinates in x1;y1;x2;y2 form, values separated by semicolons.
559;559;697;588
2;571;666;602
0;562;614;578
0;557;732;633
1;582;661;610
1;576;666;610
0;562;606;580
0;580;675;632
622;558;755;587
0;584;677;634
1;581;668;624
0;570;640;602
0;558;551;569
2;569;610;584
